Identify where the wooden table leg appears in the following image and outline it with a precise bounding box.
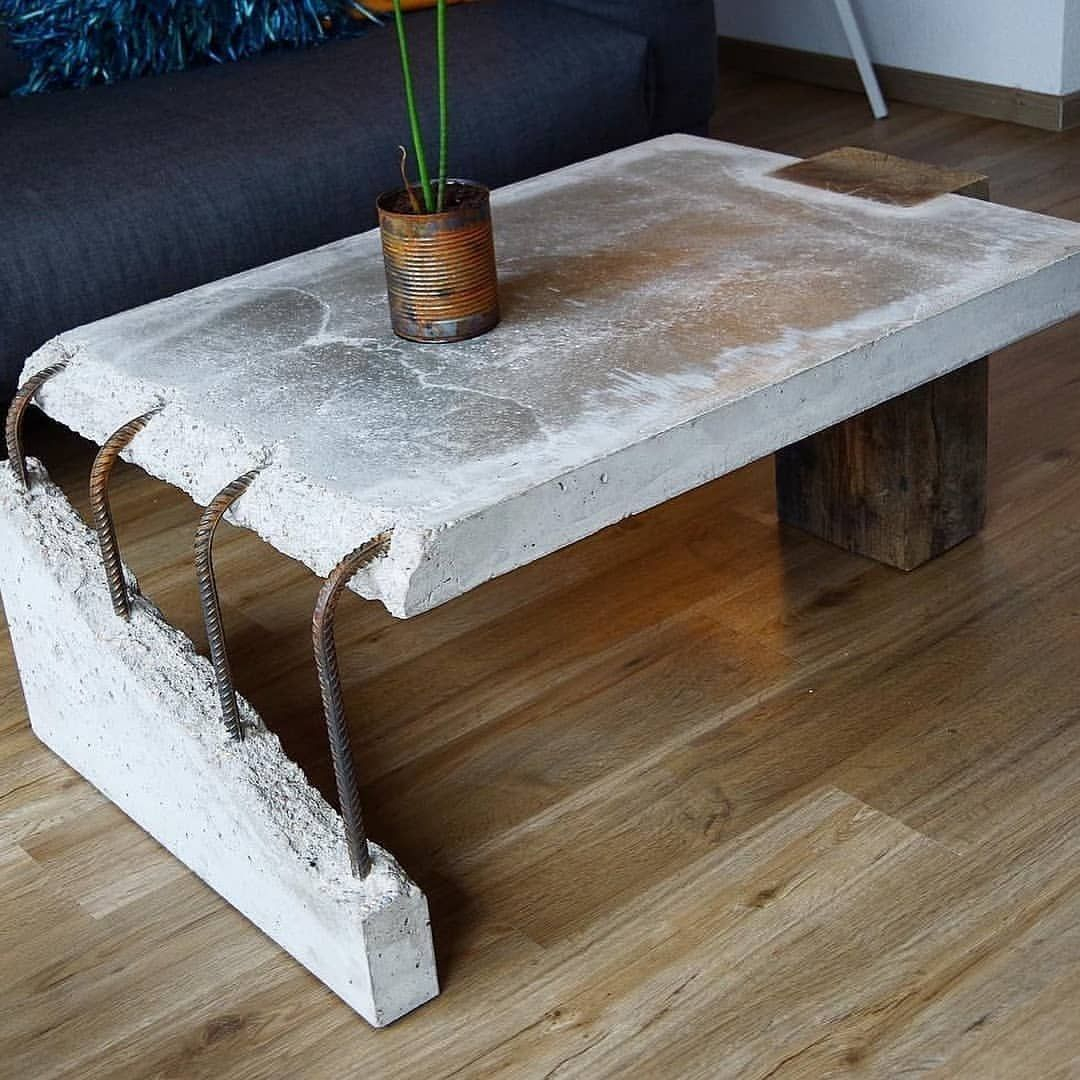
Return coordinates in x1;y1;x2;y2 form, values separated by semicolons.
772;147;991;570
775;358;987;570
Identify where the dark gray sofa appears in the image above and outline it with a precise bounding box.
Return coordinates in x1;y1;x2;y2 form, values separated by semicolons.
0;0;716;406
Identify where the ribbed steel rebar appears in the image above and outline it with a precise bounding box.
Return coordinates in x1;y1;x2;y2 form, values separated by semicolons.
89;409;161;620
4;360;70;489
312;533;392;878
194;468;263;741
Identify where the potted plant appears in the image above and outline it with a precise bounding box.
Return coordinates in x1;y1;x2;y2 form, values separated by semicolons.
377;0;500;343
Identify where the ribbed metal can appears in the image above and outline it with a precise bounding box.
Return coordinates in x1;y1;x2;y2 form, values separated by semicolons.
376;181;500;343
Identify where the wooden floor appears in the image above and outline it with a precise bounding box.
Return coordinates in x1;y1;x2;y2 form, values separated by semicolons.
3;73;1080;1078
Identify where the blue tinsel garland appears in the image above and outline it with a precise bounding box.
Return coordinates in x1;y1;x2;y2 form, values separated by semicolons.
0;0;381;95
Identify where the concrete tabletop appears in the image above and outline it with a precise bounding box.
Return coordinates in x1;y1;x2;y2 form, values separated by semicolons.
25;136;1080;615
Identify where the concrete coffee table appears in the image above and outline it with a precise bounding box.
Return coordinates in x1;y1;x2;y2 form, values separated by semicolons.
3;136;1080;1026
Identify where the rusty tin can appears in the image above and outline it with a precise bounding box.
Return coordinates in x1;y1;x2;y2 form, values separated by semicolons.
376;181;500;343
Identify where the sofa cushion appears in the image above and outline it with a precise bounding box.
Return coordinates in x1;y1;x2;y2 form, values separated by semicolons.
548;0;716;136
0;0;650;400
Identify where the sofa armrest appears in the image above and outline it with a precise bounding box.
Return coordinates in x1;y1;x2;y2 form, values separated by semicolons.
544;0;716;135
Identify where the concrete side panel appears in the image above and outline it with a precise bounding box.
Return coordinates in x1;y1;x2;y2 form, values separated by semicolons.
0;461;438;1027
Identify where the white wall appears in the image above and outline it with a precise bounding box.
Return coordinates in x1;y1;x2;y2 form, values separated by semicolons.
1064;0;1080;93
715;0;1077;96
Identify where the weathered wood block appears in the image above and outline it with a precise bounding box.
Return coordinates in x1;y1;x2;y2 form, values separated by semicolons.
771;145;989;206
776;359;988;570
774;147;990;570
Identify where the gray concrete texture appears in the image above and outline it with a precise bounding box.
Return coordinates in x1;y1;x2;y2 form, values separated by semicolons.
22;135;1080;615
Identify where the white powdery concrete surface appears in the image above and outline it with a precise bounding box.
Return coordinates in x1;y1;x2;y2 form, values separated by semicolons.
0;461;438;1027
23;135;1080;616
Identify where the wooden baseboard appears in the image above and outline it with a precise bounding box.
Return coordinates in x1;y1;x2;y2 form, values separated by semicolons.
718;36;1080;132
1064;93;1080;131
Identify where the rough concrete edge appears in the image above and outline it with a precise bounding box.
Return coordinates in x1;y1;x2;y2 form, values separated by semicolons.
21;343;429;619
0;458;439;1024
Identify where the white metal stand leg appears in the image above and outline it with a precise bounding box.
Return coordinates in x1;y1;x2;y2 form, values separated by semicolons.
833;0;888;119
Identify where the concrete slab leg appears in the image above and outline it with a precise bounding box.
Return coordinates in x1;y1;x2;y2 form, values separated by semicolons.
0;460;438;1027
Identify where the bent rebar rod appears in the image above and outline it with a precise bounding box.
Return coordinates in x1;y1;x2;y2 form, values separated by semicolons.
89;408;162;620
312;533;392;879
4;360;70;490
194;468;264;741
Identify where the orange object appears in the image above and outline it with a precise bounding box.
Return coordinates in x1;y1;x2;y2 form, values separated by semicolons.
359;0;467;12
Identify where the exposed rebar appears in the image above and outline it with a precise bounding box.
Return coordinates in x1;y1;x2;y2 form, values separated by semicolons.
4;360;70;489
89;409;161;620
194;468;264;741
312;533;392;878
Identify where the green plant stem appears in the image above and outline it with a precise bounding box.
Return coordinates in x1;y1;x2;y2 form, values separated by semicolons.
436;0;448;211
392;0;434;212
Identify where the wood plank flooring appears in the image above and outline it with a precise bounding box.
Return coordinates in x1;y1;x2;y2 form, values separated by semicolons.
2;72;1080;1077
